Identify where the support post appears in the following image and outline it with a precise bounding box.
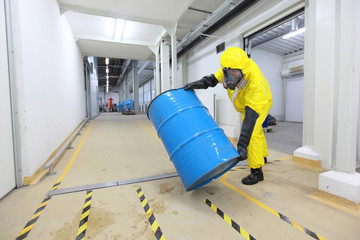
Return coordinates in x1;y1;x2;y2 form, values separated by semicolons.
133;61;139;114
149;45;160;96
160;40;170;92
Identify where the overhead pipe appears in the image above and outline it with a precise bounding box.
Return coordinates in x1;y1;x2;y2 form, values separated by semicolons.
177;0;239;51
177;0;255;58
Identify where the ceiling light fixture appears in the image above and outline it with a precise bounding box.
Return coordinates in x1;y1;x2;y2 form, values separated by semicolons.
282;27;305;39
114;19;125;41
105;58;109;65
106;68;109;74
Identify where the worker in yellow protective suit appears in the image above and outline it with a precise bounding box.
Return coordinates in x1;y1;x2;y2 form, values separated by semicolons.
184;47;272;185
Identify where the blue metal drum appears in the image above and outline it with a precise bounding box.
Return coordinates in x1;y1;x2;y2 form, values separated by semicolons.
147;88;239;191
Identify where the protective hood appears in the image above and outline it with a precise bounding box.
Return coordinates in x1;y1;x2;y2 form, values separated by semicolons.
220;47;250;74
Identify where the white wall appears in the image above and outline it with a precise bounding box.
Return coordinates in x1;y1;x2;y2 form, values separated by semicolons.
358;93;360;168
12;0;86;177
251;49;283;120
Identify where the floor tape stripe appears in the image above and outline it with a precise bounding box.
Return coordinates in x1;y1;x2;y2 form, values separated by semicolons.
220;173;326;240
137;120;161;141
137;188;166;240
16;122;93;240
204;199;256;240
76;191;93;240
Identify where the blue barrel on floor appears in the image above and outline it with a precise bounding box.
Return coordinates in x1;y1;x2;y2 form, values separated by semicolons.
147;88;239;191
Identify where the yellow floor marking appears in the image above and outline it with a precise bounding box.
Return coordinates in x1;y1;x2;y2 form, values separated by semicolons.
77;223;87;235
220;172;326;240
220;172;279;216
18;224;34;236
55;122;93;184
137;120;161;142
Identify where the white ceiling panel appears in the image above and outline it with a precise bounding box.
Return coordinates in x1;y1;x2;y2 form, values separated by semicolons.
76;39;153;60
58;0;194;25
122;21;165;43
59;0;247;60
65;12;115;39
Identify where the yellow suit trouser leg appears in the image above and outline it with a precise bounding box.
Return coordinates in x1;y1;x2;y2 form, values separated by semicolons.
246;112;269;169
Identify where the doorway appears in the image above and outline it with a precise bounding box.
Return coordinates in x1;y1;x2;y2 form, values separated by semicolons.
0;0;16;199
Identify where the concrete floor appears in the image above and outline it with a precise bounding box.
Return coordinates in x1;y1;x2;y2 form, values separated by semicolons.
265;121;303;155
1;113;359;240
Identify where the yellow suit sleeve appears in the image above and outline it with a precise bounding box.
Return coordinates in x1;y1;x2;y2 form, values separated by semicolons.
214;68;224;83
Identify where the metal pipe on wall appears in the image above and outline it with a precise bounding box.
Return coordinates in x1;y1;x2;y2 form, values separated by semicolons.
177;0;255;58
44;119;88;175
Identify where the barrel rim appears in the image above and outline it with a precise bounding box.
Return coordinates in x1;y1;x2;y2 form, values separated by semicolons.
146;88;194;119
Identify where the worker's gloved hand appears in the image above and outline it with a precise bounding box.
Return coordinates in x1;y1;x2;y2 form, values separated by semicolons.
184;74;218;90
184;81;202;90
237;143;248;160
237;106;259;161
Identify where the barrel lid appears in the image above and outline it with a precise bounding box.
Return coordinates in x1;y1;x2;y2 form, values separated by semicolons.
146;88;193;119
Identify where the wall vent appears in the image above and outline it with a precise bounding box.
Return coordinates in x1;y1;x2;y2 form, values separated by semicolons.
216;42;225;54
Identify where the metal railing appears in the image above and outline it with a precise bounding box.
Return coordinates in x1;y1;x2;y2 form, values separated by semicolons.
44;119;88;175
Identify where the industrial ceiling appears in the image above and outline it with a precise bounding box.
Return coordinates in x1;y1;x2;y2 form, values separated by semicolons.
57;0;305;88
58;0;249;88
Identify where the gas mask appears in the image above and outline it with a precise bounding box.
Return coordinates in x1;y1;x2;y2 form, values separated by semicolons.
222;68;245;90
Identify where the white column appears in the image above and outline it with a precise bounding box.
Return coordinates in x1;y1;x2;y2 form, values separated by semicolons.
169;24;178;89
333;0;360;173
294;0;321;162
160;40;170;92
149;45;160;96
133;61;139;114
177;52;189;89
316;0;360;203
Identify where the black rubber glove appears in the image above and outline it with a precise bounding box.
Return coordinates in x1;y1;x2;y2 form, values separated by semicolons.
237;106;259;160
184;74;218;90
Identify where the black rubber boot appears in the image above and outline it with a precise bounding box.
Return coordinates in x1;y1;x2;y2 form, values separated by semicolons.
242;167;264;185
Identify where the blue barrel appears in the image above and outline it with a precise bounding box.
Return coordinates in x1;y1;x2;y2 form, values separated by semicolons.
147;88;239;191
124;99;134;110
117;103;124;112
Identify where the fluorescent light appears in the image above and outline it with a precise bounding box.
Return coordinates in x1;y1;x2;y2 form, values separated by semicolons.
106;75;109;80
106;68;109;74
282;27;305;39
114;19;125;41
105;58;109;65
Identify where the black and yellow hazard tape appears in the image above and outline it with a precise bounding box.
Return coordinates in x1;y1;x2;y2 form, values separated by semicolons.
204;199;256;240
220;173;326;240
136;188;165;240
16;122;93;240
16;182;60;240
76;191;93;240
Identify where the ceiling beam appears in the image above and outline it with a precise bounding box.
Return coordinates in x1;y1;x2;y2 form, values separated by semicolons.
172;0;195;24
74;34;154;47
58;3;172;26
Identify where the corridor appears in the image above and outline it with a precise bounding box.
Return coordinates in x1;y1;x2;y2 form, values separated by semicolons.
1;113;359;240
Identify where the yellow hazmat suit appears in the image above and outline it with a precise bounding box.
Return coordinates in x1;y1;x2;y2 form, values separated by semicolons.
214;47;272;169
